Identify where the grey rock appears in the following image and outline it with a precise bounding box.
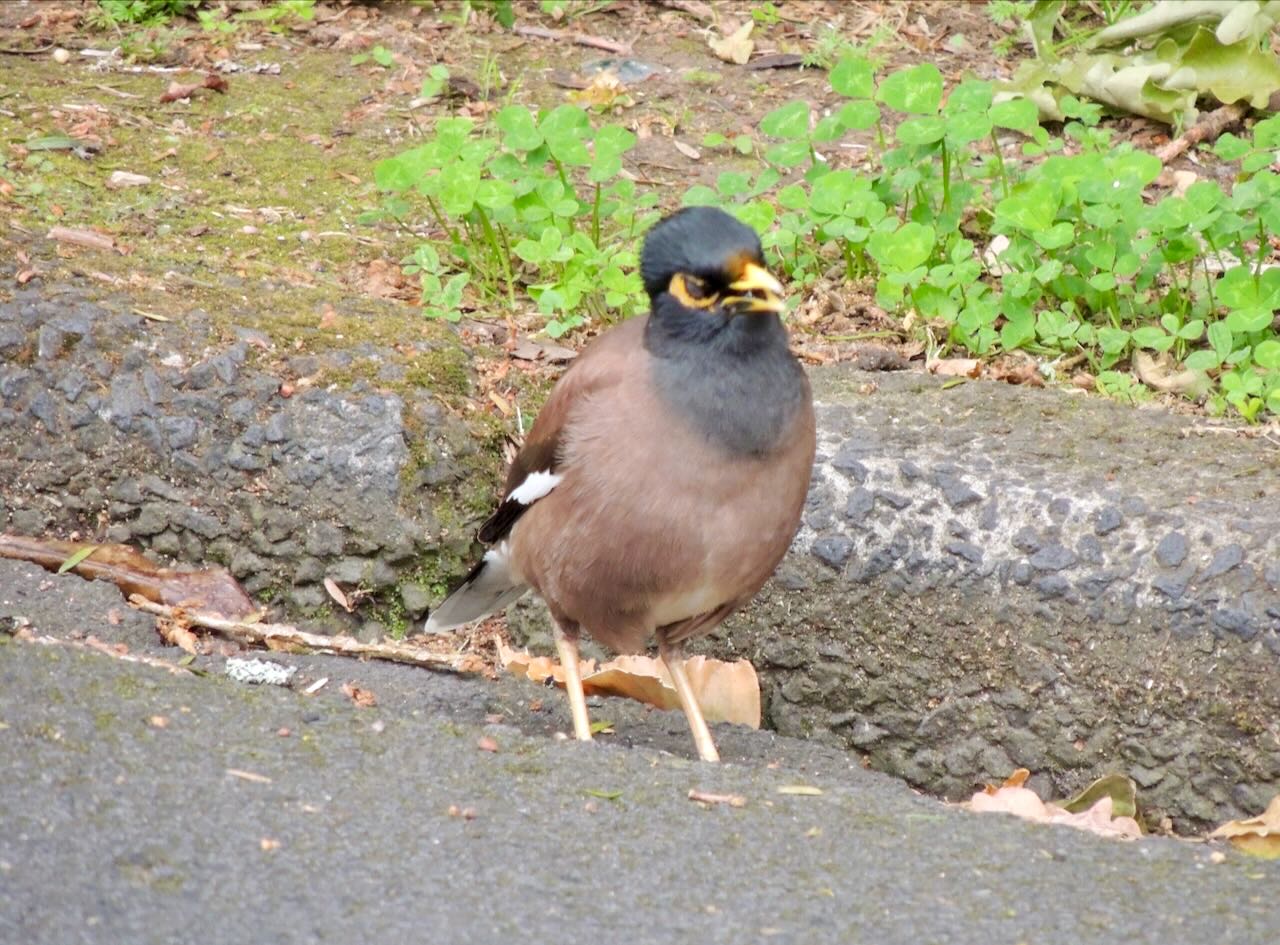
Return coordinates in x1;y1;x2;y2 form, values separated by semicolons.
1093;506;1123;535
1155;532;1188;568
944;541;983;564
160;415;198;450
812;537;853;569
1030;544;1077;572
934;471;982;508
1201;543;1244;581
37;324;66;361
401;582;434;617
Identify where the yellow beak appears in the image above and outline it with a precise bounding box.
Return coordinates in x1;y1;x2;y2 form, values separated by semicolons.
726;261;786;314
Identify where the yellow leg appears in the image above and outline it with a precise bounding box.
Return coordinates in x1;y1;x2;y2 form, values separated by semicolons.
553;623;592;743
660;641;720;763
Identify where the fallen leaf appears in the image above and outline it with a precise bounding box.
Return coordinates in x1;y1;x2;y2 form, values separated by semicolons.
148;715;169;728
689;789;746;807
341;682;377;707
710;21;754;65
777;785;824;796
160;73;229;103
226;768;272;784
260;837;281;852
966;776;1142;841
157;616;201;655
1059;773;1139;820
1210;795;1280;859
673;138;701;160
584;788;623;801
106;171;151;189
1133;350;1208;396
588;719;615;735
447;805;477;819
567;70;628;108
510;337;578;363
56;545;98;574
498;641;760;728
303;676;329;694
477;735;499;752
323;577;353;612
927;358;982;378
15;268;38;285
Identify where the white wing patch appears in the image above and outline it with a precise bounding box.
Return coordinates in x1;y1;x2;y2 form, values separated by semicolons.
507;469;563;505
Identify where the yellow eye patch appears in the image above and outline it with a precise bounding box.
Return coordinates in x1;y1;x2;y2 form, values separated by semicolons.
668;273;718;309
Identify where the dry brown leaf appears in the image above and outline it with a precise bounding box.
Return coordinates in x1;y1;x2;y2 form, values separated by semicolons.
160;73;228;103
497;642;760;728
927;357;981;378
1133;350;1206;396
323;577;353;612
106;171;151;189
673;139;701;161
709;21;754;64
567;71;628;108
477;735;499;753
966;783;1142;841
157;616;201;655
341;682;377;707
1209;795;1280;859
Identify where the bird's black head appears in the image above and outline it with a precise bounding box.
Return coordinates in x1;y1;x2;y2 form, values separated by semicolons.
640;207;784;318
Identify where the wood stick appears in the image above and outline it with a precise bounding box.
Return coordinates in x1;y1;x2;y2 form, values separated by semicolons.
512;24;631;55
1156;102;1248;164
13;627;193;675
128;596;486;675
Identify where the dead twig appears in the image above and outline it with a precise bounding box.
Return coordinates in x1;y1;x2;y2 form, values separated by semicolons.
513;24;631;55
0;44;55;56
657;0;715;22
13;627;193;675
127;596;487;674
1155;102;1248;164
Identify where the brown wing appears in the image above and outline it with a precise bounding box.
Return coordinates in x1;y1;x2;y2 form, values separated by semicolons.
477;317;646;544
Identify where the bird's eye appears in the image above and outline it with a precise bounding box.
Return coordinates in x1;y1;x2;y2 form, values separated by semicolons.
684;275;711;300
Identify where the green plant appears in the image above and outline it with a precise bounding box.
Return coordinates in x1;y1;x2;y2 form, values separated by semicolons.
373;104;658;335
351;45;396;68
86;0;197;29
751;2;783;26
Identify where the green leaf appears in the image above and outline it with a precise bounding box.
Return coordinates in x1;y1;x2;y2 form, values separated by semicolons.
1097;326;1131;354
1208;321;1234;359
1130;326;1169;349
867;221;935;273
944;111;993;146
733;134;755;155
716;171;751;197
764;140;811;168
371;45;394;67
540;105;591;165
23;135;83;151
836;100;880;131
584;788;623;800
777;184;808;210
474;178;514;210
57;545;98;574
437;163;479;216
1253;338;1280;368
1033;221;1075;250
681;185;717;206
989;98;1040;133
829;54;874;98
1225;307;1273;332
1185;349;1221;371
995;180;1060;233
876;62;943;114
895;116;946;146
496;105;543;151
760;100;811;140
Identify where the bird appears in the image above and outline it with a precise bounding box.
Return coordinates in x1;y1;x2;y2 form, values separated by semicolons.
425;206;816;762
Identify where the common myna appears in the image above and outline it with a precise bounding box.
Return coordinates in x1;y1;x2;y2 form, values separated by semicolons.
426;207;816;762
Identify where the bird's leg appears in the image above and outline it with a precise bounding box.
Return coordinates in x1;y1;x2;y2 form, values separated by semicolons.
659;639;720;763
553;621;593;743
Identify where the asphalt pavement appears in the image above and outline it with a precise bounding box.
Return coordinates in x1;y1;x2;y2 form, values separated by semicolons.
1;559;1276;945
